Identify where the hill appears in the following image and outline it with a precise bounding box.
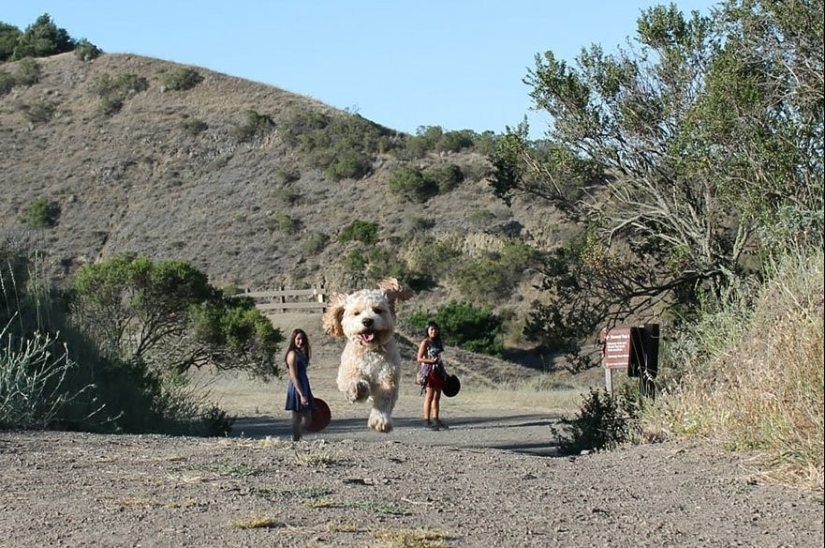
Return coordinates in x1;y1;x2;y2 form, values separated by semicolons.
1;50;596;439
0;52;577;362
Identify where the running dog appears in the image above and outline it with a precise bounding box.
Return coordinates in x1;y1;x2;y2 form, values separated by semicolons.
322;278;413;432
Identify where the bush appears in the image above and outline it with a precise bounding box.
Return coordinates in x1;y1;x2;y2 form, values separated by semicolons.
338;220;378;245
0;247;237;435
19;100;56;125
233;109;274;142
0;69;14;96
408;300;505;356
387;166;439;203
14;58;41;86
436;129;476;153
269;213;301;234
302;232;329;254
551;385;642;455
22;197;60;228
424;163;464;193
162;67;203;92
325;151;372;181
74;39;102;61
89;72;148;116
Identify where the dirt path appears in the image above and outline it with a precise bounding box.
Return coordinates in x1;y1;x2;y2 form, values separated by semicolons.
1;314;821;547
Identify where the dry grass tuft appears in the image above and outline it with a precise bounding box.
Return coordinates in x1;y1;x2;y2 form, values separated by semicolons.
650;250;824;492
370;527;451;548
294;448;337;467
229;515;283;529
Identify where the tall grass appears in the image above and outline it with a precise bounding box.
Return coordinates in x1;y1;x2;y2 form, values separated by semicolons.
648;249;824;491
0;322;97;429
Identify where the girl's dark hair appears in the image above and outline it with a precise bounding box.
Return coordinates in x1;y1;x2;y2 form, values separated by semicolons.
425;321;443;349
285;328;311;363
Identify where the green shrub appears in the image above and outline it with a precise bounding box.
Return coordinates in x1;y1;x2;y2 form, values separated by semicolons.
302;232;329;254
325;150;372;181
387;166;439;203
410;237;462;279
278;108;330;147
408;300;505;356
89;72;148;116
162;67;203;91
338;220;378;245
89;72;149;99
0;247;238;435
269;213;301;234
74;39;102;61
424;163;464;193
551;385;642;455
233;109;274;142
19;100;56;124
436;130;475;153
14;58;41;86
0;23;22;62
10;14;74;60
98;96;123;116
0;69;14;96
22;197;60;228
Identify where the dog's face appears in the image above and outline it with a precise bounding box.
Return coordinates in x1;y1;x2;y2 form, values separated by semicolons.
323;278;413;347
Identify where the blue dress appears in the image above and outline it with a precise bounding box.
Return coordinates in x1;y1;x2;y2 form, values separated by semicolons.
284;349;314;412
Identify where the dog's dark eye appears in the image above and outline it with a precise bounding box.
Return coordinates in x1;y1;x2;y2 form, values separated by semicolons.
372;307;383;314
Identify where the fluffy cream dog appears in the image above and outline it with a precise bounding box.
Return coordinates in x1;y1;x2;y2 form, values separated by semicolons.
322;278;413;433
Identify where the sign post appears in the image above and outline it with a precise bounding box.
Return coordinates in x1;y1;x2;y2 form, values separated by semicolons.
601;327;633;396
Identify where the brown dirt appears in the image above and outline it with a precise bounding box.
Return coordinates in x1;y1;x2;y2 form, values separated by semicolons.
1;314;822;547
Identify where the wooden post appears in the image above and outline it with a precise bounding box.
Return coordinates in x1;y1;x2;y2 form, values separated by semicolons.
604;367;615;397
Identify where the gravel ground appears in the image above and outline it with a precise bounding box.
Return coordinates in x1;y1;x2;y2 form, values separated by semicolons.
1;317;822;547
1;405;822;548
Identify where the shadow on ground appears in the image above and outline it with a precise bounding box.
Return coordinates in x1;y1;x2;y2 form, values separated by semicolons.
231;412;562;457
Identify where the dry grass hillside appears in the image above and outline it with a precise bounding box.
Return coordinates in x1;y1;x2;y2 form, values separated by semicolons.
0;52;571;343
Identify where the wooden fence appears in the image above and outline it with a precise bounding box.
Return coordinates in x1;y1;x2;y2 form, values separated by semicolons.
238;287;327;314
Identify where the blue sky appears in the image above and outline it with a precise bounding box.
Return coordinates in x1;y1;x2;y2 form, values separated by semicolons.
5;1;718;138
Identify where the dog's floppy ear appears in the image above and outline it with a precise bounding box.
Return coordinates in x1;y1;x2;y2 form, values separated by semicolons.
322;292;347;338
378;277;414;316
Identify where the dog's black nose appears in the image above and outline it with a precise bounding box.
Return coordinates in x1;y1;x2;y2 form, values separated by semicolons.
362;318;374;328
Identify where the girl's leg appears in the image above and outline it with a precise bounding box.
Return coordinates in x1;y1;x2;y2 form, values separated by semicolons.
423;387;434;423
431;390;442;421
291;411;303;441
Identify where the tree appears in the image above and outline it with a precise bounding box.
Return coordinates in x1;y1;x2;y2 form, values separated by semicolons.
12;14;75;60
69;253;283;379
490;1;824;360
0;22;21;62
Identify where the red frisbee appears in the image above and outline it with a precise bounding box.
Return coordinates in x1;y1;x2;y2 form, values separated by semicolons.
306;397;331;432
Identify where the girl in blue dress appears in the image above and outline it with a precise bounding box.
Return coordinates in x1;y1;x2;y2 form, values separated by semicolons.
284;328;315;441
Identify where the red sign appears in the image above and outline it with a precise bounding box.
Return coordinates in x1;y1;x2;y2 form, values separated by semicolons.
603;328;632;369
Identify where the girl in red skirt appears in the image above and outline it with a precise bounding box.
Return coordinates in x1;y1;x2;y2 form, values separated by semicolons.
416;321;448;430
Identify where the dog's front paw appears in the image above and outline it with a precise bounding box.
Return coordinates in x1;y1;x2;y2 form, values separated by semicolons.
345;380;370;403
368;409;393;433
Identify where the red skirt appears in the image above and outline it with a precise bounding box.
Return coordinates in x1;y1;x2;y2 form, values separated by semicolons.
427;369;447;391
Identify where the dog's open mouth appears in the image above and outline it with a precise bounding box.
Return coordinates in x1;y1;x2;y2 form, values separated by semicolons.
357;330;378;344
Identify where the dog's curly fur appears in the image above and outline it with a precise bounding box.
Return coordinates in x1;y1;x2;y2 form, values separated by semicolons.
322;278;414;433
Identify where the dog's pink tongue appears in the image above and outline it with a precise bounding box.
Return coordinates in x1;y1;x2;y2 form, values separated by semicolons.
361;332;375;342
